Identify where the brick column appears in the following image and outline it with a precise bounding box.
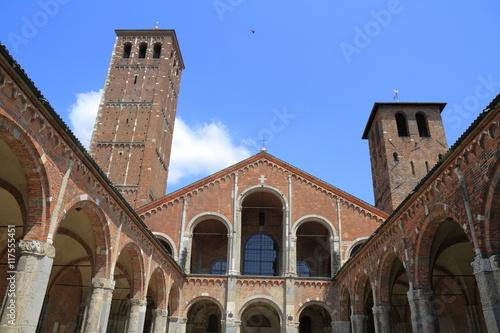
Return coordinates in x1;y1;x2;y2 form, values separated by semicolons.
152;309;168;333
82;277;115;333
372;305;392;333
126;298;147;333
407;288;438;332
0;239;55;333
350;314;367;333
472;255;500;333
332;320;351;333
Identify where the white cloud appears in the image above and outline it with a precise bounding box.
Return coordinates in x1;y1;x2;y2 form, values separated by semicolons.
68;89;102;148
168;117;252;185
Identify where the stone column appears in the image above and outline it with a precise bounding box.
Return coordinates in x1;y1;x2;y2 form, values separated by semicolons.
126;298;147;333
224;318;240;333
168;317;187;333
350;314;367;333
372;305;392;333
82;277;115;333
0;239;55;333
332;320;351;333
152;309;168;333
472;255;500;333
407;288;438;332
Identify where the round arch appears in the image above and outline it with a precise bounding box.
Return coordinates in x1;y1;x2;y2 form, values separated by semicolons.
57;198;112;277
292;214;337;238
482;161;500;256
0;113;50;238
153;231;178;259
238;184;288;211
114;241;146;299
186;211;232;234
238;296;284;333
296;301;333;333
345;236;369;259
413;204;471;288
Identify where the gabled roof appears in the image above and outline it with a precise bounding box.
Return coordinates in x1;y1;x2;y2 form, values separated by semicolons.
136;150;388;220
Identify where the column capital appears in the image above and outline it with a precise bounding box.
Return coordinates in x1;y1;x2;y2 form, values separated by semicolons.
472;255;500;273
154;308;168;317
18;239;55;258
407;288;434;301
90;277;115;290
372;305;392;314
129;298;147;307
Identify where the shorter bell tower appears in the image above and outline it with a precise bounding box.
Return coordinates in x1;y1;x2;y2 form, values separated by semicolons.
362;102;448;213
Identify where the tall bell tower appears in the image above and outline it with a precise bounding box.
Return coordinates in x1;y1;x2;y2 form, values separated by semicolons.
362;102;448;213
90;29;184;208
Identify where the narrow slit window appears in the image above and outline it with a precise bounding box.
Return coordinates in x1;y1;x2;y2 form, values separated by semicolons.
123;43;132;58
138;43;147;58
153;43;162;58
395;113;409;136
134;75;138;84
393;152;399;162
411;161;415;175
425;161;430;172
416;113;430;137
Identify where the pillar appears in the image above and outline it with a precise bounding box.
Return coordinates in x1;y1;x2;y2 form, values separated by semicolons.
372;305;392;333
224;317;240;333
407;288;438;332
350;314;367;333
127;298;147;333
0;239;55;333
472;255;500;333
152;309;168;333
168;317;187;333
82;277;115;333
332;320;351;333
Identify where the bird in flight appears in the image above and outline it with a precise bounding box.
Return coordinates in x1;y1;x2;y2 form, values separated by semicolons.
251;30;255;33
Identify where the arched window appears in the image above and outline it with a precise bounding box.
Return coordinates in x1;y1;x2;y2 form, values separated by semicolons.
416;113;430;137
210;259;227;275
123;43;132;58
207;314;218;332
395;113;409;136
138;42;147;58
243;233;278;276
153;43;162;58
297;261;311;277
393;152;399;162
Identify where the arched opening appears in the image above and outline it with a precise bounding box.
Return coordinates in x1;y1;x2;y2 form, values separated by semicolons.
299;304;332;333
363;282;375;333
241;190;283;276
138;42;147;58
158;239;173;255
190;218;228;274
240;301;281;333
186;299;222;333
416;112;430;137
123;42;132;58
143;269;166;332
388;256;410;331
153;43;162;59
107;244;144;332
430;219;486;332
395;112;409;137
37;207;99;332
339;286;351;324
296;221;331;277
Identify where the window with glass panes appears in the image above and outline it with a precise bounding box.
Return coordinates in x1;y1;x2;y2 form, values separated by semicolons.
243;233;278;276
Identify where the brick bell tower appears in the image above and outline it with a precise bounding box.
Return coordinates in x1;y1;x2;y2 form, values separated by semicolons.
362;102;449;213
90;29;184;208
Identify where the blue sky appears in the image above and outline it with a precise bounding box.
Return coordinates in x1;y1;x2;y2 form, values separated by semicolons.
1;1;499;205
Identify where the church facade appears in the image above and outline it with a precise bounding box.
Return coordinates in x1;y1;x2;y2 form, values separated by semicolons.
0;29;499;333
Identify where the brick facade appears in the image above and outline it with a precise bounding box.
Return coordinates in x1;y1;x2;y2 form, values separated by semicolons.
1;28;499;333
